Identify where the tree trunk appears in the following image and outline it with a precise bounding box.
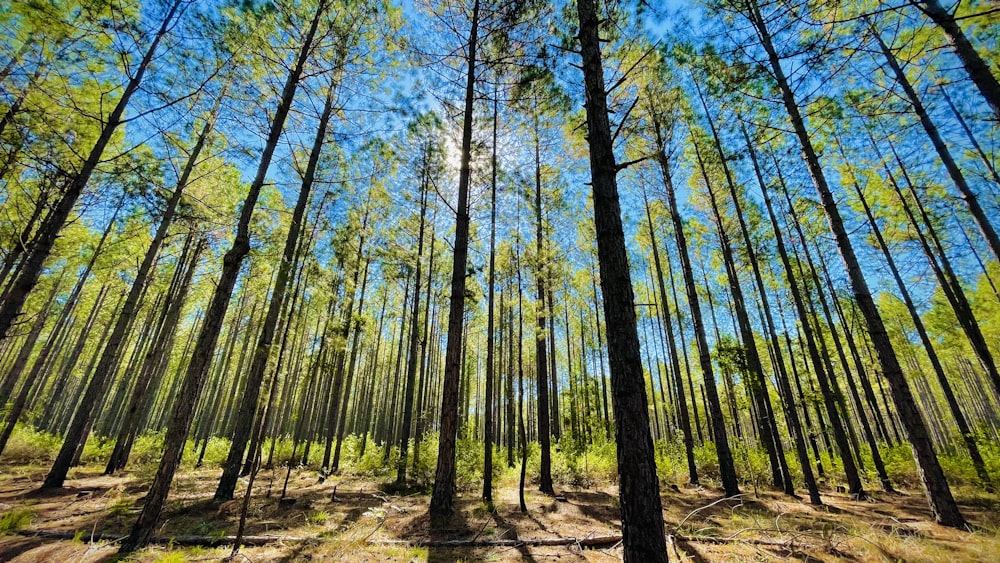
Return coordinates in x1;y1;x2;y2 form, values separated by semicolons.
651;110;738;497
429;0;478;518
915;0;1000;121
745;0;964;527
532;112;554;496
691;106;787;492
119;0;329;550
848;152;993;489
644;188;697;484
481;92;498;504
576;0;667;558
740;123;820;504
215;83;334;500
871;23;1000;266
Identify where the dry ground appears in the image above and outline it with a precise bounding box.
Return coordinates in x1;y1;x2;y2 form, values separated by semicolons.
0;462;998;562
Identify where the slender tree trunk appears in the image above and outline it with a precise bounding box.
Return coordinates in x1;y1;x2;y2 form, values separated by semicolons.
643;188;697;484
532;112;554;496
848;156;993;489
398;157;431;486
741;124;820;503
215;84;335;500
871;23;1000;265
940;86;1000;189
412;221;436;477
429;0;478;518
914;0;1000;121
332;257;370;471
651;111;738;497
576;0;667;558
692;109;786;492
481;92;498;504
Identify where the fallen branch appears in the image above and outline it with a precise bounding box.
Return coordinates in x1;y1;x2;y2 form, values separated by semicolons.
369;535;623;548
17;529;818;551
16;529;305;547
673;534;816;549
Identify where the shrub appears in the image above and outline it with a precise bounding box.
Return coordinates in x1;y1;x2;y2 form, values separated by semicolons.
1;425;60;464
130;430;166;467
411;433;438;485
454;430;483;491
881;442;919;488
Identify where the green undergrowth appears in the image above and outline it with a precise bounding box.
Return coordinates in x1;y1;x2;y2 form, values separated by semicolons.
4;422;1000;500
0;507;33;534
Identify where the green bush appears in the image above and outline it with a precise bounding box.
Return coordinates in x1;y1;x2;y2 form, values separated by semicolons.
411;433;439;485
192;436;233;468
1;425;61;464
694;441;720;484
129;430;166;467
454;430;483;491
881;442;919;488
551;437;617;487
81;435;113;464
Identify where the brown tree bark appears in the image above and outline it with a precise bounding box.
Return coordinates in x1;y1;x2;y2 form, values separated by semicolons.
576;0;667;558
429;0;478;518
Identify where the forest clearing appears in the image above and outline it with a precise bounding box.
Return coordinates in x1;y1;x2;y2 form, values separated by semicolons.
1;0;1000;560
0;434;999;562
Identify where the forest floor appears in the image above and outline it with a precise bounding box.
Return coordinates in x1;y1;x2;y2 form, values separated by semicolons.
0;462;999;562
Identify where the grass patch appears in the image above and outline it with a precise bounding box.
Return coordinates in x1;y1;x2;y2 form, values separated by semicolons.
0;508;33;534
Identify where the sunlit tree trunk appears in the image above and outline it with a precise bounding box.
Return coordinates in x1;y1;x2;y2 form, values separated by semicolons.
576;0;667;558
429;0;479;518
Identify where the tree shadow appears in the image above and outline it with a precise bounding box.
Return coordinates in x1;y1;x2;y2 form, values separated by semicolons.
0;536;48;560
492;511;539;563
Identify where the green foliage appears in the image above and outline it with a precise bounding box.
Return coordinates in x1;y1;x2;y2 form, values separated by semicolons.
183;436;233;469
130;431;167;467
252;437;295;469
148;551;188;563
694;442;720;483
307;510;329;525
0;508;33;534
81;436;114;464
341;434;397;478
189;521;225;538
1;425;61;464
411;433;439;485
107;498;134;518
551;438;617;487
881;442;920;488
454;429;484;491
733;441;770;493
